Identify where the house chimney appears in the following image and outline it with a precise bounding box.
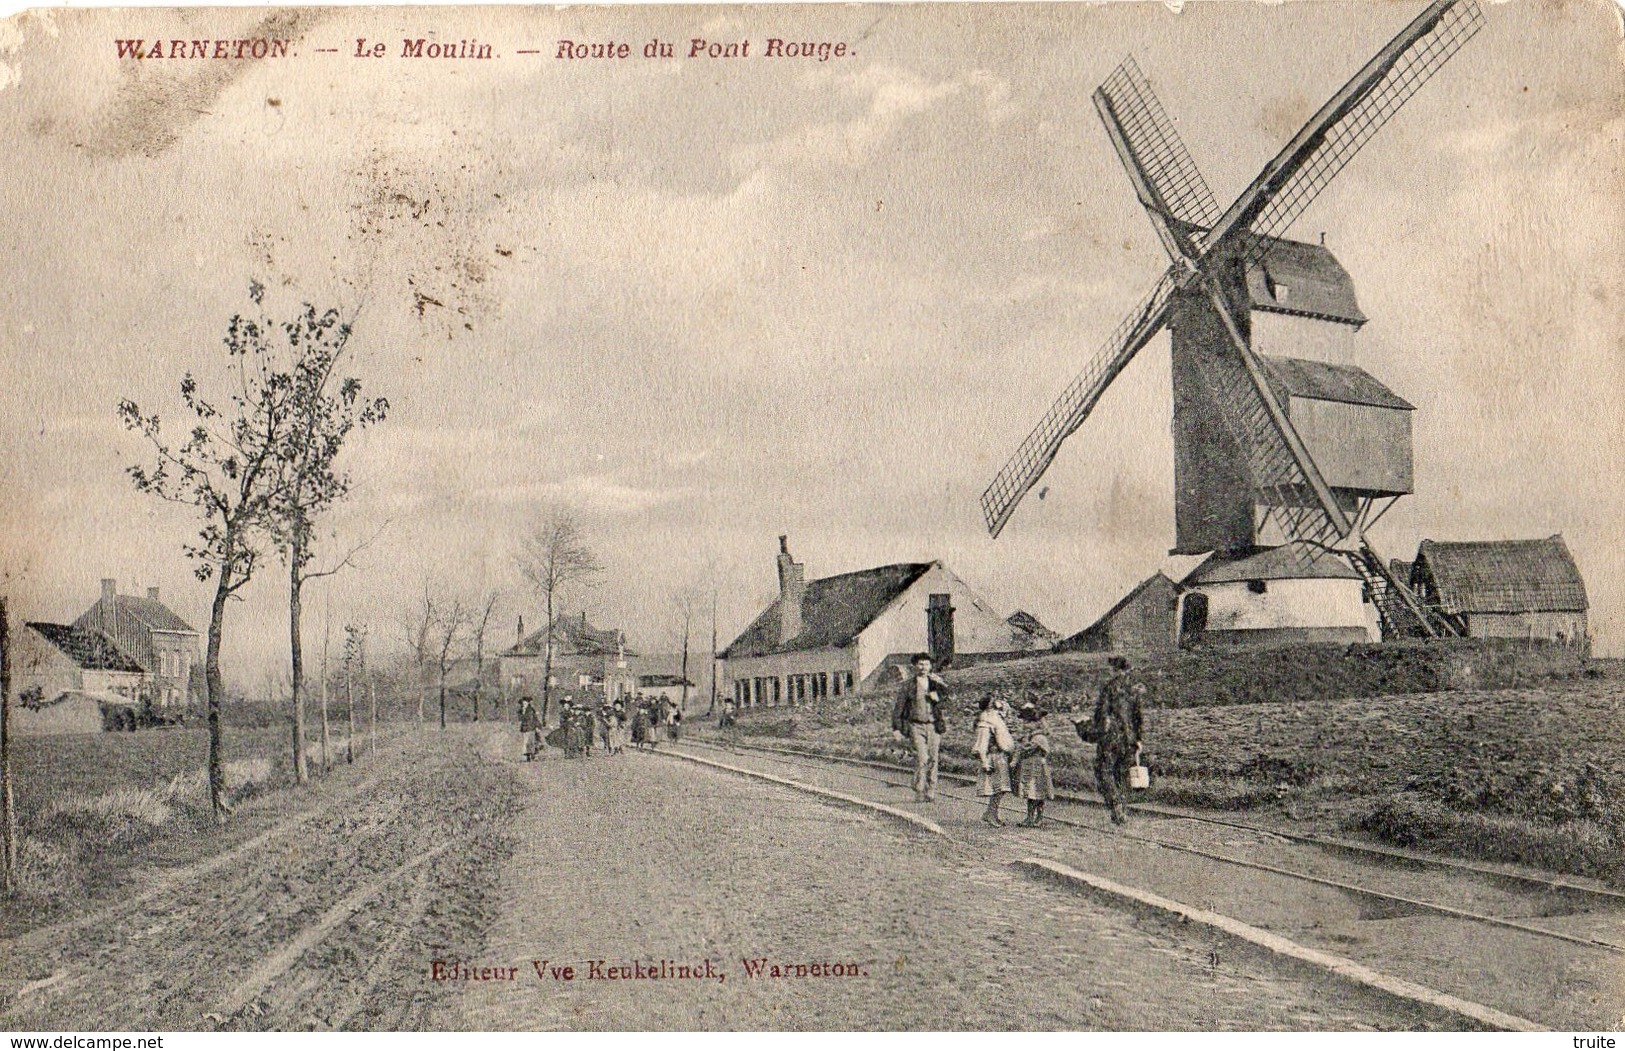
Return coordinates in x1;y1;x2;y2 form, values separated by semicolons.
516;614;524;645
101;578;116;604
776;535;805;645
147;586;160;602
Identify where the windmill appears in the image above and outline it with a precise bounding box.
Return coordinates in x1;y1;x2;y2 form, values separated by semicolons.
979;0;1484;641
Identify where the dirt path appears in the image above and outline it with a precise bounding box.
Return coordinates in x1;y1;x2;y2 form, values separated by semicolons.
0;725;526;1032
434;751;1438;1030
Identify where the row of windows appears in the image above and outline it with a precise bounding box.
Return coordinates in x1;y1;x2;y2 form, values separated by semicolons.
733;671;855;708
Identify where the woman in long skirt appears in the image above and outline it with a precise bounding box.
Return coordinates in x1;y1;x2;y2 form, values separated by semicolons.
1014;701;1056;827
973;694;1015;826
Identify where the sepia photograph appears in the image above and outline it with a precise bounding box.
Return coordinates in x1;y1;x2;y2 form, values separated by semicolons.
0;0;1621;1033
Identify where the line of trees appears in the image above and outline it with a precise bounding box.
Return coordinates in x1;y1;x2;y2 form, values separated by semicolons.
119;281;388;818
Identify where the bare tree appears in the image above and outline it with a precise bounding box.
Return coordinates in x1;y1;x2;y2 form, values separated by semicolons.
119;281;299;819
433;599;471;731
517;511;604;723
343;624;366;763
469;591;499;722
400;582;436;723
671;587;705;715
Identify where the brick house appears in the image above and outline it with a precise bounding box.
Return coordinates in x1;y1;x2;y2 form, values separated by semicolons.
498;612;638;703
73;579;201;707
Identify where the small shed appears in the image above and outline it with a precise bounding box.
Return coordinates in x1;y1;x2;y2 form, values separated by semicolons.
1057;573;1181;654
1410;535;1589;644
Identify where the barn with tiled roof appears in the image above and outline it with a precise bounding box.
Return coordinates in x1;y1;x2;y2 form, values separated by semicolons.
1409;535;1589;644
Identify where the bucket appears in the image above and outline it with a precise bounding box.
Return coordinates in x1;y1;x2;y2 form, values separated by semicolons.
1128;764;1150;790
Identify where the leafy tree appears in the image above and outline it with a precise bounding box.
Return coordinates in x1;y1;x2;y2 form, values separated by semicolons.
517;511;604;724
118;281;297;818
270;304;387;784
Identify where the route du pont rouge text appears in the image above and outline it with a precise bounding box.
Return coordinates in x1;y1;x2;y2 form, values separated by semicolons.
557;37;851;61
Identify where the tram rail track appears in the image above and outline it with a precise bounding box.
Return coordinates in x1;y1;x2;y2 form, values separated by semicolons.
688;734;1625;905
675;736;1625;960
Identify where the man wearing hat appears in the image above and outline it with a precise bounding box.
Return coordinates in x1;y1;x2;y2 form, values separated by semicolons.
1074;655;1144;825
891;652;950;802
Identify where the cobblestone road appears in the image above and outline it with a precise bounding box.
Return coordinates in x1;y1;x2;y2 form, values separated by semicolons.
434;747;1439;1030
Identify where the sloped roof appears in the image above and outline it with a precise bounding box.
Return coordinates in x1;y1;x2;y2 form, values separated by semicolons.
1061;572;1177;646
1006;610;1058;641
1260;355;1413;411
1245;237;1366;325
1418;536;1588;614
106;595;196;634
503;613;632;658
1186;545;1361;584
27;622;145;673
722;562;934;659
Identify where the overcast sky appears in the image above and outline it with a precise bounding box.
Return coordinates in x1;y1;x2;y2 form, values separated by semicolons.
0;0;1620;685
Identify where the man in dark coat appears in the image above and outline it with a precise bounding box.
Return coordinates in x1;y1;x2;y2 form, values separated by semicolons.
518;697;542;761
1076;655;1144;825
891;653;950;802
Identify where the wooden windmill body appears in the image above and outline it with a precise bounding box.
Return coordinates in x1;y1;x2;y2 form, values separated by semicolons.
980;0;1485;641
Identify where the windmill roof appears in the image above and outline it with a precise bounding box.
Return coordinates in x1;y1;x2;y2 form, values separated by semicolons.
722;562;935;659
1186;546;1361;584
1418;536;1588;614
1245;237;1367;325
1260;355;1414;411
27;622;145;673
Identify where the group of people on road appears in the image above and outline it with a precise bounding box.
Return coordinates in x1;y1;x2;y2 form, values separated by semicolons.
515;692;685;761
890;652;1145;827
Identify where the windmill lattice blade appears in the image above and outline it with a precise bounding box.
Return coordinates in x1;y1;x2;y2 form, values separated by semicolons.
1098;58;1221;238
1190;290;1352;571
1235;0;1484;264
980;269;1179;538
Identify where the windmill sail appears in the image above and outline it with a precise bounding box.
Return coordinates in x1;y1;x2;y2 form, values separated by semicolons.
1210;0;1485;263
1095;57;1220;259
980;267;1179;538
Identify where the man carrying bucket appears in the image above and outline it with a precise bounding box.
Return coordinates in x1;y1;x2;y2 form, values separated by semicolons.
1075;655;1144;826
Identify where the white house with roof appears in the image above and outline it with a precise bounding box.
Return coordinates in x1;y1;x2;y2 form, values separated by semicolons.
719;537;1045;708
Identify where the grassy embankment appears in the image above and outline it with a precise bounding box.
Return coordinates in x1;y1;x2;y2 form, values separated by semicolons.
3;699;404;916
709;645;1624;883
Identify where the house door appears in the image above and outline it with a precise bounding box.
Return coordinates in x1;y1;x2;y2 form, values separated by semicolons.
1178;592;1208;645
927;593;955;668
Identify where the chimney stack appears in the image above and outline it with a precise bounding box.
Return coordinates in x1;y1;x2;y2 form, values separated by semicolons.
147;586;161;602
101;578;117;604
776;535;805;645
517;614;525;645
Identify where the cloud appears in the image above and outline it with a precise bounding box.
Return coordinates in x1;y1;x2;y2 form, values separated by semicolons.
477;475;689;516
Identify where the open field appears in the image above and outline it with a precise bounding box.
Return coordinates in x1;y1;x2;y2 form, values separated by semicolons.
3;719;406;918
717;667;1625;883
10;726;291;823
